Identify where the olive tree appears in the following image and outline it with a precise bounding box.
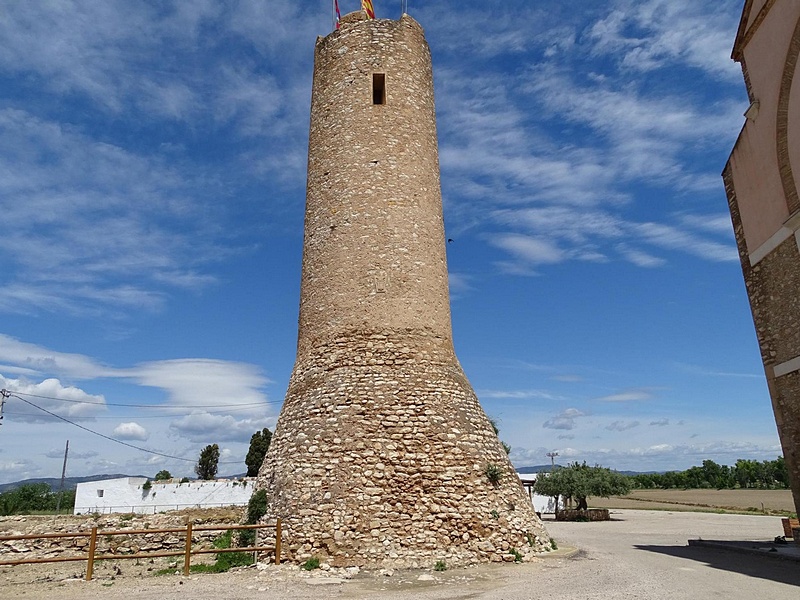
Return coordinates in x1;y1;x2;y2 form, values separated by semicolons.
534;462;631;511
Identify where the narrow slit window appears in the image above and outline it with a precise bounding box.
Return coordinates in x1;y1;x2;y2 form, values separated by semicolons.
372;73;386;105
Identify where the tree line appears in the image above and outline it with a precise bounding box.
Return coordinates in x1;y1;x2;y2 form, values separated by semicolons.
532;457;791;514
629;458;790;490
0;483;75;516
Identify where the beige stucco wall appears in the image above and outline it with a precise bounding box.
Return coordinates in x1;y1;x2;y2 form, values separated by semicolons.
729;1;799;253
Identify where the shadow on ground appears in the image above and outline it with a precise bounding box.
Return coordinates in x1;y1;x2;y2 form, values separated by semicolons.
634;544;800;587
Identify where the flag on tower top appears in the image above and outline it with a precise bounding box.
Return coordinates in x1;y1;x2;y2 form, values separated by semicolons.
334;0;341;28
362;0;375;19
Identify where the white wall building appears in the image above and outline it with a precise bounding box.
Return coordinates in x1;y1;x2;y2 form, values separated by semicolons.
74;477;255;515
516;472;562;514
74;473;559;515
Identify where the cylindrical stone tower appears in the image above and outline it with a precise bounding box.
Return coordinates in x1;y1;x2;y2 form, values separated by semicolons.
256;12;550;568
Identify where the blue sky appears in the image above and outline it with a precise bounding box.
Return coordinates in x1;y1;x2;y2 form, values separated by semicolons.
0;0;781;484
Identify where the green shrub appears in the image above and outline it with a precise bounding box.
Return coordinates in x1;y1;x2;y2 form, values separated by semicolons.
434;559;447;571
240;489;269;547
210;531;253;571
510;548;523;562
484;463;503;486
246;489;268;524
301;557;320;571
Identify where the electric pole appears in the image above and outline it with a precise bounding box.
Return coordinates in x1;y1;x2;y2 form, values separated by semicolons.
546;451;559;470
55;440;69;513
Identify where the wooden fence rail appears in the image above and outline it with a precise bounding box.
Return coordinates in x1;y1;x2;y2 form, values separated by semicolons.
0;519;282;581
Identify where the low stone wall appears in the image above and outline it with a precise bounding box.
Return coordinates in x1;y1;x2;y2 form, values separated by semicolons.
555;509;610;522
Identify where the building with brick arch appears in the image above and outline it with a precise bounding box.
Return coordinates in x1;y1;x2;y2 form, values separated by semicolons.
724;0;800;517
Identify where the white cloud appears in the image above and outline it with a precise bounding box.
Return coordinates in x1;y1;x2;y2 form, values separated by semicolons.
478;389;560;401
606;420;640;432
649;418;670;427
128;359;272;414
616;244;667;268
169;412;272;443
45;448;99;459
585;0;742;81
112;422;149;441
595;389;654;402
0;373;107;422
633;222;738;262
491;234;565;266
543;408;585;430
0;334;115;379
0;458;40;479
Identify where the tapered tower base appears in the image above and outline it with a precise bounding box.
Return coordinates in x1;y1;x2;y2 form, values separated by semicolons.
256;328;550;567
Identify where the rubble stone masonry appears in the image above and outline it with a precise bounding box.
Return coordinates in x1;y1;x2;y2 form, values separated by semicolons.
255;12;550;567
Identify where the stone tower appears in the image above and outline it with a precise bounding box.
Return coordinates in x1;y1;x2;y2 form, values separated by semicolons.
256;11;550;567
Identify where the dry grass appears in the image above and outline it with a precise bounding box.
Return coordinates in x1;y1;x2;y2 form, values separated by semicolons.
591;488;796;515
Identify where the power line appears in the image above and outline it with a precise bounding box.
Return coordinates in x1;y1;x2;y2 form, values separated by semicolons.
4;392;241;464
11;390;280;408
3;401;275;419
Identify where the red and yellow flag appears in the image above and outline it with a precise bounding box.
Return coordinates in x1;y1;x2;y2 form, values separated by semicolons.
362;0;375;19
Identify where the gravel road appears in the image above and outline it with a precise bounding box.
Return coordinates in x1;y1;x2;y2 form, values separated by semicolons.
2;509;798;599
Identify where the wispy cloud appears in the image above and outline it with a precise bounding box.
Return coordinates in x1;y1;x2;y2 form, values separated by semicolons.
606;420;640;432
585;0;742;81
0;335;275;441
594;388;654;402
478;389;560;401
543;408;585;430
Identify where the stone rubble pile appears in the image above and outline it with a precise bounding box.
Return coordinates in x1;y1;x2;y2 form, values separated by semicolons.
0;509;241;561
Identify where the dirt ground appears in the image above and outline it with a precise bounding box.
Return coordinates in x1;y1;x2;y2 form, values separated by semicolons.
2;510;799;600
595;488;796;514
0;491;797;599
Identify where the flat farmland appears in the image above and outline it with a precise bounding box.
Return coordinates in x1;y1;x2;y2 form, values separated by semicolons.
593;488;796;514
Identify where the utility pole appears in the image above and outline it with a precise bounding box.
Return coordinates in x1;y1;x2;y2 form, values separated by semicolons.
546;451;559;470
0;389;9;425
55;440;69;513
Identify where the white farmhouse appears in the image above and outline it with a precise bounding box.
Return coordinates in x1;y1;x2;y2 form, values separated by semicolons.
73;477;255;515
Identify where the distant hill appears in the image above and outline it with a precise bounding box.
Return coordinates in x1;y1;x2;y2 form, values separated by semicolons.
515;465;559;474
0;474;147;494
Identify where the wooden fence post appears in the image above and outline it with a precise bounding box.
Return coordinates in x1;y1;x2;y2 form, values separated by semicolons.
85;527;97;581
183;522;193;575
275;518;281;565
